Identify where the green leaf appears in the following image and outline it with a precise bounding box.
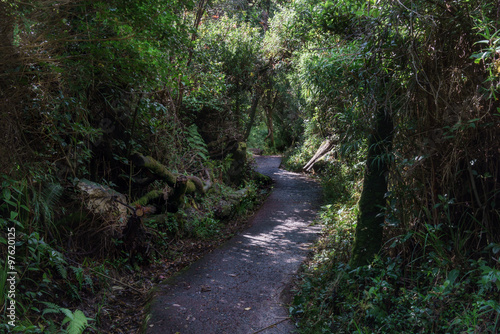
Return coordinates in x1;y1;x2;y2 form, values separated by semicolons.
2;188;11;201
446;269;460;285
4;199;16;207
10;211;18;220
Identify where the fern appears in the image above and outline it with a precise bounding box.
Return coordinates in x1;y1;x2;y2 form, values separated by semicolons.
32;182;63;226
41;302;92;334
66;280;81;301
62;309;89;334
41;301;64;315
186;124;209;162
46;247;68;279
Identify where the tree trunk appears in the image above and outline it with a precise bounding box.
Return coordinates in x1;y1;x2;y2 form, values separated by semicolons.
350;107;393;267
265;109;275;148
244;91;261;141
264;90;278;148
226;142;248;186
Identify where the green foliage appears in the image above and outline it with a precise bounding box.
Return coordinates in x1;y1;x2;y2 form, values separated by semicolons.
186;124;210;164
63;0;193;91
2;0;499;331
284;0;500;318
291;148;500;333
281;132;322;172
192;14;264;136
0;174;99;332
293;242;500;333
263;0;318;60
471;14;500;99
197;15;263;84
247;123;269;150
41;302;93;334
187;215;221;239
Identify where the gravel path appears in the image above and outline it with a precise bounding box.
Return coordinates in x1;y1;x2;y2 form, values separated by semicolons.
145;156;322;334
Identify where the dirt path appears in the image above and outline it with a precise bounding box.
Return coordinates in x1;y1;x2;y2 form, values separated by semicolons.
145;156;322;334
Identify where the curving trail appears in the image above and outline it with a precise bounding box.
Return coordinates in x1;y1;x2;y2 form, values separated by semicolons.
145;156;322;334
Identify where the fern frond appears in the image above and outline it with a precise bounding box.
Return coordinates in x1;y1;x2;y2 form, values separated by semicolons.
60;307;74;319
197;152;208;161
41;302;91;334
66;280;81;301
71;266;84;286
32;183;64;225
186;124;209;162
64;309;90;334
49;250;68;279
41;301;64;315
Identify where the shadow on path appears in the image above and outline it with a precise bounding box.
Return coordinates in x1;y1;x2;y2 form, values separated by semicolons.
145;156;322;334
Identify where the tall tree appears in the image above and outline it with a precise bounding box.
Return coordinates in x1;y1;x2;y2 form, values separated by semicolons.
350;103;393;266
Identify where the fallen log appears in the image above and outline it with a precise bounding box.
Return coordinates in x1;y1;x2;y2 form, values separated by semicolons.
132;190;164;207
131;153;212;212
131;153;212;195
303;137;336;172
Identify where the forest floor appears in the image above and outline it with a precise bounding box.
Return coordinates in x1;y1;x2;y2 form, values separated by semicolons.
142;155;323;334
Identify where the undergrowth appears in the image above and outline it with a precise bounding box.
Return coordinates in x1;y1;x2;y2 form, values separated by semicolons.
0;155;266;333
288;146;500;334
281;134;323;172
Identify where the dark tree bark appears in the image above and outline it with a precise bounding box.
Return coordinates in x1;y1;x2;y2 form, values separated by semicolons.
244;91;262;141
121;209;148;263
263;90;278;148
226;142;248;186
168;175;189;212
350;107;393;267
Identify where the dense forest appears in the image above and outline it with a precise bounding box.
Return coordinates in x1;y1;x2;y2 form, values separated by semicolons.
1;0;499;333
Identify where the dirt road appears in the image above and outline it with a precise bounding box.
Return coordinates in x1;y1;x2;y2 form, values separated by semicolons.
145;156;322;334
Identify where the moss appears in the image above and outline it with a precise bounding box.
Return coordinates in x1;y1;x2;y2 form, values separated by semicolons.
132;190;164;207
132;152;206;194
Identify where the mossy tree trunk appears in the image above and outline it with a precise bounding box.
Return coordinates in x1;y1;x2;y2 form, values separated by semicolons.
350;107;393;267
